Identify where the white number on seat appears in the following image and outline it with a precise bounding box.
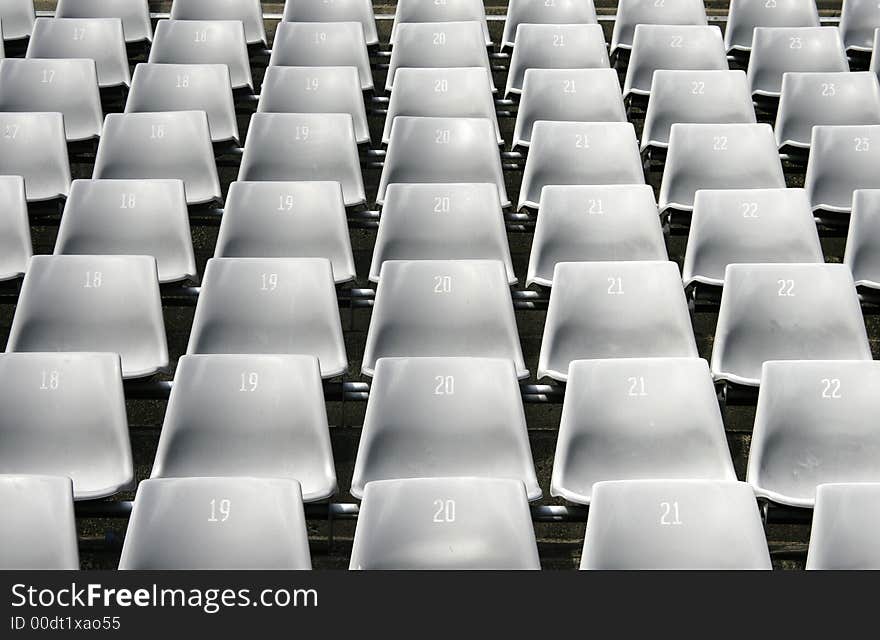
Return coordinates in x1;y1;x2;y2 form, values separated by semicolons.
239;372;259;392
575;134;590;149
627;376;647;397
670;35;683;48
433;32;447;46
777;279;795;297
433;499;456;523
607;277;624;295
40;370;60;391
741;202;758;218
821;378;841;399
855;137;871;152
4;124;18;140
691;81;705;95
435;129;451;144
176;74;190;89
208;499;231;522
563;80;576;94
306;78;319;91
41;69;55;84
278;194;295;211
713;136;728;151
433;196;451;213
660;501;682;525
434;375;455;395
789;36;802;49
84;271;103;289
553;34;565;47
294;126;310;141
194;30;207;43
587;199;604;215
434;79;448;93
73;27;86;41
261;273;278;291
821;83;836;97
433;275;452;293
314;32;327;44
150;125;165;140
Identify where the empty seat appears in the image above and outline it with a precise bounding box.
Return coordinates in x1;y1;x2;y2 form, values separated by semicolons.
0;58;102;142
0;352;131;499
538;261;698;381
580;480;772;570
775;72;880;150
611;0;707;55
370;183;515;284
387;21;493;92
840;0;880;53
0;0;34;41
505;23;609;96
683;188;824;287
392;0;490;45
383;67;500;145
502;0;598;50
623;25;728;98
747;27;848;98
0;475;78;569
519;121;644;210
149;19;252;91
807;483;880;569
151;354;337;502
0;112;70;202
6;255;169;379
378;116;507;206
350;357;539;499
170;0;267;46
282;0;378;46
659;123;785;214
526;185;667;287
725;0;820;52
187;258;347;379
238;112;365;207
552;358;736;505
119;477;311;570
26;17;130;89
55;0;152;44
126;63;239;145
513;68;626;149
54;179;197;283
845;189;880;289
350;477;540;570
362;260;527;378
804;125;880;213
214;181;356;283
93;112;221;206
641;70;755;152
0;175;29;281
748;361;880;507
258;66;369;144
711;264;872;387
269;21;372;92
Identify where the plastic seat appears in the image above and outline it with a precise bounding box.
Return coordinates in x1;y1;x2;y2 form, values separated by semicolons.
170;0;267;46
383;67;500;145
187;258;347;379
214;181;356;283
641;70;756;152
711;264;872;387
6;255;169;379
623;25;728;98
513;68;626;149
54;179;197;284
725;0;820;53
370;183;515;284
505;23;609;97
747;27;848;98
0;0;35;41
26;17;130;89
55;0;152;44
392;0;490;45
0;58;102;142
845;189;880;289
775;72;880;150
350;478;540;570
611;0;707;55
350;357;539;499
126;63;239;145
238;112;365;207
526;185;667;287
580;480;772;570
93;112;221;206
659;123;785;214
258;66;369;144
151;354;336;502
748;361;880;508
282;0;378;46
840;0;880;53
518;121;644;210
502;0;598;50
269;21;372;92
0;112;70;202
378;116;507;206
552;358;736;505
872;28;880;83
0;353;131;499
807;483;880;569
149;19;252;91
804;125;880;214
0;175;29;281
387;21;494;92
118;477;312;570
683;188;824;287
362;260;527;378
0;475;78;569
538;261;698;381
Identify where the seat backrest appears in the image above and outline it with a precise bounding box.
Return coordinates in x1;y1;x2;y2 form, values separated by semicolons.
725;0;819;52
0;0;35;40
807;483;880;569
747;27;848;97
844;188;880;289
55;0;152;43
502;0;597;49
840;0;880;52
392;0;490;45
612;0;707;53
282;0;378;46
0;175;30;281
0;111;71;202
169;0;266;45
804;124;880;213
